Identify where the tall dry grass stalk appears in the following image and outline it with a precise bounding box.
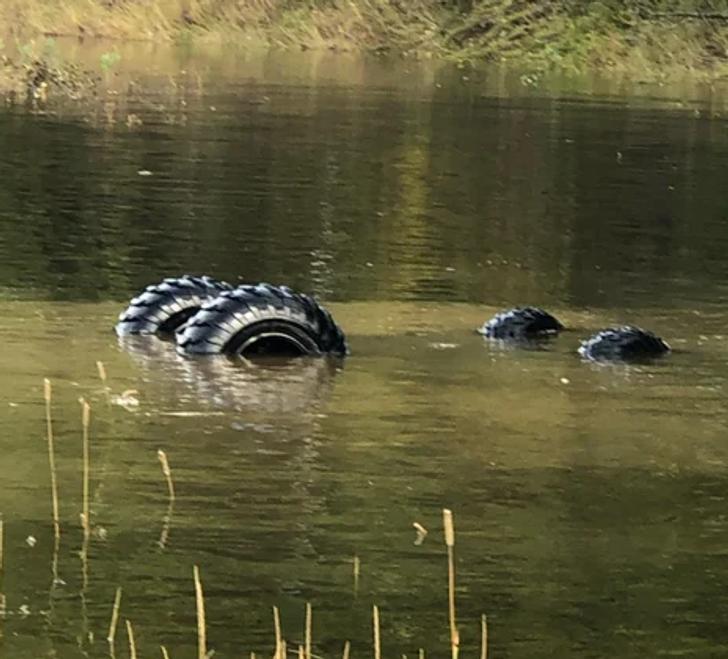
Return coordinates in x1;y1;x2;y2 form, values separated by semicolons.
96;360;111;405
372;604;381;659
273;605;282;659
0;514;3;631
353;554;360;592
305;601;312;659
96;360;108;385
126;619;138;659
194;565;207;659
342;640;351;659
157;450;176;501
161;646;171;659
298;644;305;659
44;379;60;546
157;450;175;548
81;399;91;540
107;586;123;644
419;649;425;659
443;508;459;659
481;613;488;659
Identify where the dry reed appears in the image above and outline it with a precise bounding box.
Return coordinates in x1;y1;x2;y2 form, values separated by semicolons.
194;565;207;659
373;604;381;659
107;586;123;644
298;645;305;659
157;450;176;501
305;601;312;659
413;522;428;546
342;641;351;659
126;619;138;659
96;360;108;385
273;605;282;659
81;399;91;540
44;379;60;546
157;450;175;549
481;614;488;659
353;554;360;592
443;508;459;659
161;646;171;659
96;360;111;405
0;515;3;635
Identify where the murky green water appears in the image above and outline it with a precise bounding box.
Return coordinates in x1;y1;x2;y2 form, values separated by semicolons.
3;46;728;658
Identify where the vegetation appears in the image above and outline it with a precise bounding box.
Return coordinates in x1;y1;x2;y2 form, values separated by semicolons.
0;1;728;78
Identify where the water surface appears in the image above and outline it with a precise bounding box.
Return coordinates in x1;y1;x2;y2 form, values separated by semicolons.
2;46;728;658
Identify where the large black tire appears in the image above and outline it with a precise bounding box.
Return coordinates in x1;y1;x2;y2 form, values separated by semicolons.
176;283;348;358
114;275;233;337
478;307;563;340
578;326;670;362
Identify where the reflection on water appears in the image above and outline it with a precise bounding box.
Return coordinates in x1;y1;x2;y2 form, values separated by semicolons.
2;47;728;658
118;334;340;420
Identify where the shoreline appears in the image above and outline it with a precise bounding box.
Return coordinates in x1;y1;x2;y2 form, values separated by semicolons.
2;2;728;79
2;3;728;110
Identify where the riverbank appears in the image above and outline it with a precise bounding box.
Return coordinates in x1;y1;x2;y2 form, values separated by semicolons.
2;1;728;80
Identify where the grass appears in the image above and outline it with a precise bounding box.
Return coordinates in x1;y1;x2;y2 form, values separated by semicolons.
107;586;123;646
194;565;207;659
43;378;61;582
126;619;138;659
443;508;459;659
81;399;91;542
1;1;728;80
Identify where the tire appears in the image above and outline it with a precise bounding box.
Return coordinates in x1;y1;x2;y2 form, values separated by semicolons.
478;307;563;340
114;275;233;337
578;326;670;362
176;283;348;358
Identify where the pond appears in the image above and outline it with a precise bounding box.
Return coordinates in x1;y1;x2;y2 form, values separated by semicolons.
2;44;728;658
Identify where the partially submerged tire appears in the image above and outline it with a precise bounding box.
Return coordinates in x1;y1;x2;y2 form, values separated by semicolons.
479;307;563;340
114;275;233;337
578;326;670;362
176;283;348;358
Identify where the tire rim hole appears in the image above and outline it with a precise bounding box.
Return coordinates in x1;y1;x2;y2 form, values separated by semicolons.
239;332;310;358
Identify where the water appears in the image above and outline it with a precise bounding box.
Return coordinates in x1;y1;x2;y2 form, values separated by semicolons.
2;45;728;658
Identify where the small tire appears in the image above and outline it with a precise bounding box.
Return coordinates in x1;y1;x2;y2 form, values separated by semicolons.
114;275;233;337
478;307;563;340
578;326;670;362
176;283;348;358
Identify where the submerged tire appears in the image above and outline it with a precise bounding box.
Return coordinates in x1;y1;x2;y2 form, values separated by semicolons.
478;307;564;340
578;326;670;362
114;275;233;337
176;283;348;358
